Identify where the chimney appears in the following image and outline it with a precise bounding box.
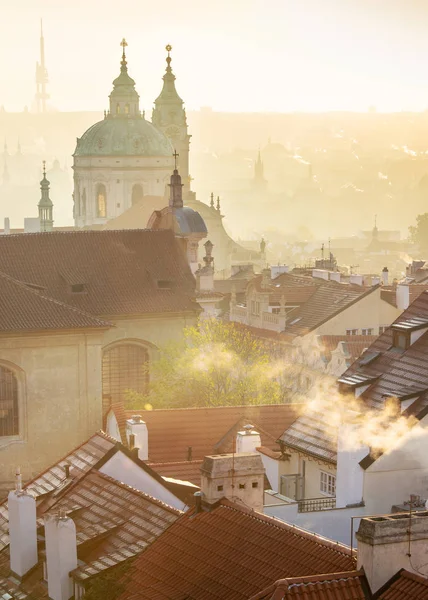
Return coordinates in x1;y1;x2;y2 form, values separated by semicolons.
396;284;410;311
126;415;148;461
312;269;329;281
335;416;368;508
349;274;363;286
356;511;428;593
381;267;389;286
236;424;262;454
45;513;78;600
3;217;10;235
8;468;38;577
329;271;341;283
200;453;265;512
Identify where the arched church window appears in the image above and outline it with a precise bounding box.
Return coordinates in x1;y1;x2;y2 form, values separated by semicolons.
96;184;107;218
102;344;149;411
125;104;130;114
82;188;87;216
131;184;144;205
0;365;19;437
116;103;120;115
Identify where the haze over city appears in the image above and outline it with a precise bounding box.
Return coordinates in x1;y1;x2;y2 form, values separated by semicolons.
1;3;428;599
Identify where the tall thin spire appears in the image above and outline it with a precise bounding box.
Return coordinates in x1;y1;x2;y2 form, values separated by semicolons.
108;38;140;117
35;19;49;113
154;44;183;104
38;160;53;231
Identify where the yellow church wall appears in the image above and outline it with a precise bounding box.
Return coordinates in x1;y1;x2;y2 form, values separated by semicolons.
0;330;104;495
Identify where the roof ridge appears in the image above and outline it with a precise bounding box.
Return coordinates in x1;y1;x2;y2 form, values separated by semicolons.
278;569;364;587
0;269;112;328
91;470;183;514
217;499;353;556
124;403;301;414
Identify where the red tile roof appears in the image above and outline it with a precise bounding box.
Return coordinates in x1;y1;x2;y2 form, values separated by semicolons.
125;404;301;463
0;230;199;318
249;570;368;600
378;569;428;599
120;499;355;600
0;270;111;333
146;460;203;486
381;284;428;308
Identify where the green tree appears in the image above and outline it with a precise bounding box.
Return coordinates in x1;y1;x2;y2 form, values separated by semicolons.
409;213;428;254
126;319;294;409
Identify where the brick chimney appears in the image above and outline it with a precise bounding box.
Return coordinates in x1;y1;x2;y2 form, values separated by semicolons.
200;453;265;511
236;424;261;454
357;511;428;593
8;468;38;577
126;415;148;460
45;513;78;600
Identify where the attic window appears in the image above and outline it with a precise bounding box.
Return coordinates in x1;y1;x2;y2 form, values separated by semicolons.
157;280;173;289
217;485;223;492
393;331;409;351
71;283;85;294
239;483;246;490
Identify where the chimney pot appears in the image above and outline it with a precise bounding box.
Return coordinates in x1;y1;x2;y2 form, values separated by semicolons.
194;491;203;513
45;514;78;600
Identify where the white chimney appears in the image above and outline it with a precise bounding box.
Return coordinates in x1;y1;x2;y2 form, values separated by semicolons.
312;269;329;281
357;512;428;593
45;513;78;600
329;271;341;283
3;217;10;235
335;417;368;508
236;424;262;454
8;468;38;577
396;284;410;310
200;453;265;511
270;265;289;279
350;274;363;286
371;276;380;286
381;267;389;286
126;415;148;460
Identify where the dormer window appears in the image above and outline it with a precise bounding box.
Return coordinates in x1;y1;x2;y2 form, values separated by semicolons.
71;283;85;294
393;331;409;351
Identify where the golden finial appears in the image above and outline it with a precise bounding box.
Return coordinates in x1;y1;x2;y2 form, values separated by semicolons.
120;38;128;66
42;160;46;177
166;44;172;56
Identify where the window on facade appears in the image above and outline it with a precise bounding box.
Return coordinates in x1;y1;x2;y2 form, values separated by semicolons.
320;471;336;496
102;344;149;413
132;184;144;206
116;103;120;114
239;483;245;489
0;366;19;437
125;104;130;114
362;328;374;336
251;300;260;316
217;485;223;492
96;184;107;218
346;329;358;336
252;482;258;488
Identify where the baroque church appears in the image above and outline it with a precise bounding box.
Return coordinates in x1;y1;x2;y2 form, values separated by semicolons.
73;40;190;228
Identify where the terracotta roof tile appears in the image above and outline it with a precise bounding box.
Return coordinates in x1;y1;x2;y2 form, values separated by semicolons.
319;335;378;362
119;499;355;600
0;230;199;318
125;404;301;463
249;570;368;600
0;270;112;333
378;569;428;599
147;461;204;486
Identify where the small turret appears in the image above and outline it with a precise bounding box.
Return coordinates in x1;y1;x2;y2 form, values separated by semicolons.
108;38;140;117
38;161;54;232
168;151;183;208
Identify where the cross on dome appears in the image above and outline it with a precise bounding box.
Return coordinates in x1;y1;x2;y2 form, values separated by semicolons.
120;38;128;66
173;149;179;170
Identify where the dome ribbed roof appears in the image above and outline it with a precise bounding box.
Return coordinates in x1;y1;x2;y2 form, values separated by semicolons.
74;118;174;157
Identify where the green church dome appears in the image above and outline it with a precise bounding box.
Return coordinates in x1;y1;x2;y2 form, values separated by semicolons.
74;117;174;157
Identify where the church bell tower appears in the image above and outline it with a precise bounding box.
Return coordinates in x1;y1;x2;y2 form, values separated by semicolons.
152;45;191;198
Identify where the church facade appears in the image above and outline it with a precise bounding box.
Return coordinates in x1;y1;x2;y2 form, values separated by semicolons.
73;41;190;228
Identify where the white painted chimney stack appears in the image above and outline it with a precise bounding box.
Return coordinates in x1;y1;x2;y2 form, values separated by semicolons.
396;284;410;311
8;467;38;577
236;424;262;454
126;415;148;460
381;267;389;286
45;513;78;600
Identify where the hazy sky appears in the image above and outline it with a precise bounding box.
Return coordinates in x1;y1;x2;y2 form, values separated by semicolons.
2;0;428;113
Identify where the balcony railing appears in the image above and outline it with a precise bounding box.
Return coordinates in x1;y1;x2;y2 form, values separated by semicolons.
297;497;336;513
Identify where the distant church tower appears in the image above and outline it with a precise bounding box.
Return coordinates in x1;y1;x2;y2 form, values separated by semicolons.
35;19;49;113
252;149;267;191
38;161;53;231
152;45;191;197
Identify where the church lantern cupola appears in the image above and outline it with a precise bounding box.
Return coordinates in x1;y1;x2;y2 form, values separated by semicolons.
108;38;140;118
38;161;54;232
152;45;191;197
169;150;184;208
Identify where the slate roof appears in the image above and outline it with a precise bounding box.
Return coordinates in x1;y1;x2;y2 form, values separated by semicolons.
279;408;338;464
120;499;355;600
0;230;199;318
249;571;369;600
0;270;111;333
124;404;301;463
319;335;378;363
